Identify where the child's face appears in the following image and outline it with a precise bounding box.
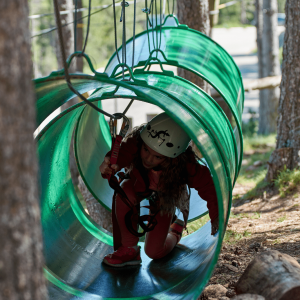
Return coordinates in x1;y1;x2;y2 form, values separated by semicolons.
140;143;166;169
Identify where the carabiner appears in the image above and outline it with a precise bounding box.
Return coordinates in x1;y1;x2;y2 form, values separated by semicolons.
108;113;130;181
109;113;130;140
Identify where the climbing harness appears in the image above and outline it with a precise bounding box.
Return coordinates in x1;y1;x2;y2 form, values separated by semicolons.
107;114;160;238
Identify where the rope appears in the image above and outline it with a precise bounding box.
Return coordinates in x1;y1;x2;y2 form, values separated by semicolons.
74;0;78;52
113;0;121;64
159;0;162;50
162;0;166;22
121;0;127;78
81;0;92;55
123;99;134;115
132;0;136;69
53;0;116;119
166;0;174;15
29;1;141;19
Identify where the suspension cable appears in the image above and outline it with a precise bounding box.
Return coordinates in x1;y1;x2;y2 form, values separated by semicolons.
155;0;158;55
53;0;116;119
159;0;162;50
121;0;127;78
166;0;174;15
74;0;78;52
81;0;92;55
112;0;121;64
32;0;128;39
123;99;134;115
132;0;136;69
162;0;166;21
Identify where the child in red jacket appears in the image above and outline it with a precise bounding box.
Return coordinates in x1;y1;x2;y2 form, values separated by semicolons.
100;112;218;267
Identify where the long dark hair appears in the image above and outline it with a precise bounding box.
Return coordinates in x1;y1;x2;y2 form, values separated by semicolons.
124;125;201;214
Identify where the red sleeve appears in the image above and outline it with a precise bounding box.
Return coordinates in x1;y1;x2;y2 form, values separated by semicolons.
187;162;218;222
101;136;139;179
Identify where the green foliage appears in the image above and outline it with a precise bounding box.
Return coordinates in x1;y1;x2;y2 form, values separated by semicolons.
243;134;276;152
185;214;210;236
274;166;300;197
217;0;255;27
224;229;242;243
243;229;251;237
241;136;274;198
242;109;258;138
277;215;287;222
30;0;58;77
224;228;252;244
230;212;249;219
251;211;261;219
216;0;286;27
29;0;147;77
236;134;276;199
277;0;286;13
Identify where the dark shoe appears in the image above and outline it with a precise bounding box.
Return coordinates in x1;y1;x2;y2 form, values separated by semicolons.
169;219;184;243
103;246;142;267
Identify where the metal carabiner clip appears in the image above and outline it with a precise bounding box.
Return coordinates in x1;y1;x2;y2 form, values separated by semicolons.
108;114;130;181
109;113;130;140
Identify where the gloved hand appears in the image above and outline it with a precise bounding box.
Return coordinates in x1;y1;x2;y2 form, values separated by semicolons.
99;156;120;176
211;217;219;235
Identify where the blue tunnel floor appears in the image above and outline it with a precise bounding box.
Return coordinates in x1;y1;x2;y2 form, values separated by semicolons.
46;221;218;300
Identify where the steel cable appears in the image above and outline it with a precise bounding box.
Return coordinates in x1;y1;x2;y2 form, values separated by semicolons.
53;0;116;119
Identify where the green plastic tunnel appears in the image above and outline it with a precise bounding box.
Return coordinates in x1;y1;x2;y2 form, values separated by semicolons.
35;17;244;300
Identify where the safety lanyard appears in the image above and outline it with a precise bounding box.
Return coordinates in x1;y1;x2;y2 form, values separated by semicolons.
108;113;130;181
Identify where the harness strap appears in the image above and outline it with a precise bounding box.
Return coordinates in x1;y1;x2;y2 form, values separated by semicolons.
107;114;160;237
109;175;160;237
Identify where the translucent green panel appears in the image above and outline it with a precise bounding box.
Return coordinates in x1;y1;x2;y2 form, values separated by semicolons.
105;18;244;125
133;71;239;183
87;81;231;227
34;74;109;127
75;102;113;211
34;71;235;298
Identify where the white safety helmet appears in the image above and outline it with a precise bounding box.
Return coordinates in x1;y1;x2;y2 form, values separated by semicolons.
140;112;191;158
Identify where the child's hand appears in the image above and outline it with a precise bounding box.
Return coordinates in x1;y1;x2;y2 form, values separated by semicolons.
99;156;119;175
211;217;219;235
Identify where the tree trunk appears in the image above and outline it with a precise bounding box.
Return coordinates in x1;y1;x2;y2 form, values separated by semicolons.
54;1;79;186
209;0;220;32
54;0;75;71
258;0;281;134
266;0;300;181
256;0;263;79
0;1;47;299
241;0;247;24
235;250;300;300
177;0;210;93
55;0;78;109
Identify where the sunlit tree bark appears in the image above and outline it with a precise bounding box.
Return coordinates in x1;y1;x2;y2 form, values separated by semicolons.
258;0;281;134
266;0;300;181
177;0;210;93
0;1;47;298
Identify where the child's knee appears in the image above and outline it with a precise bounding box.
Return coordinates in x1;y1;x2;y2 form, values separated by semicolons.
144;245;162;260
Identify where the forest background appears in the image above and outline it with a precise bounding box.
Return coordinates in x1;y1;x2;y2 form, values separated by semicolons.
30;0;286;77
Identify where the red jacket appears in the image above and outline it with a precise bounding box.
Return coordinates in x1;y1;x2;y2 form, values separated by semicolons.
104;136;218;222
